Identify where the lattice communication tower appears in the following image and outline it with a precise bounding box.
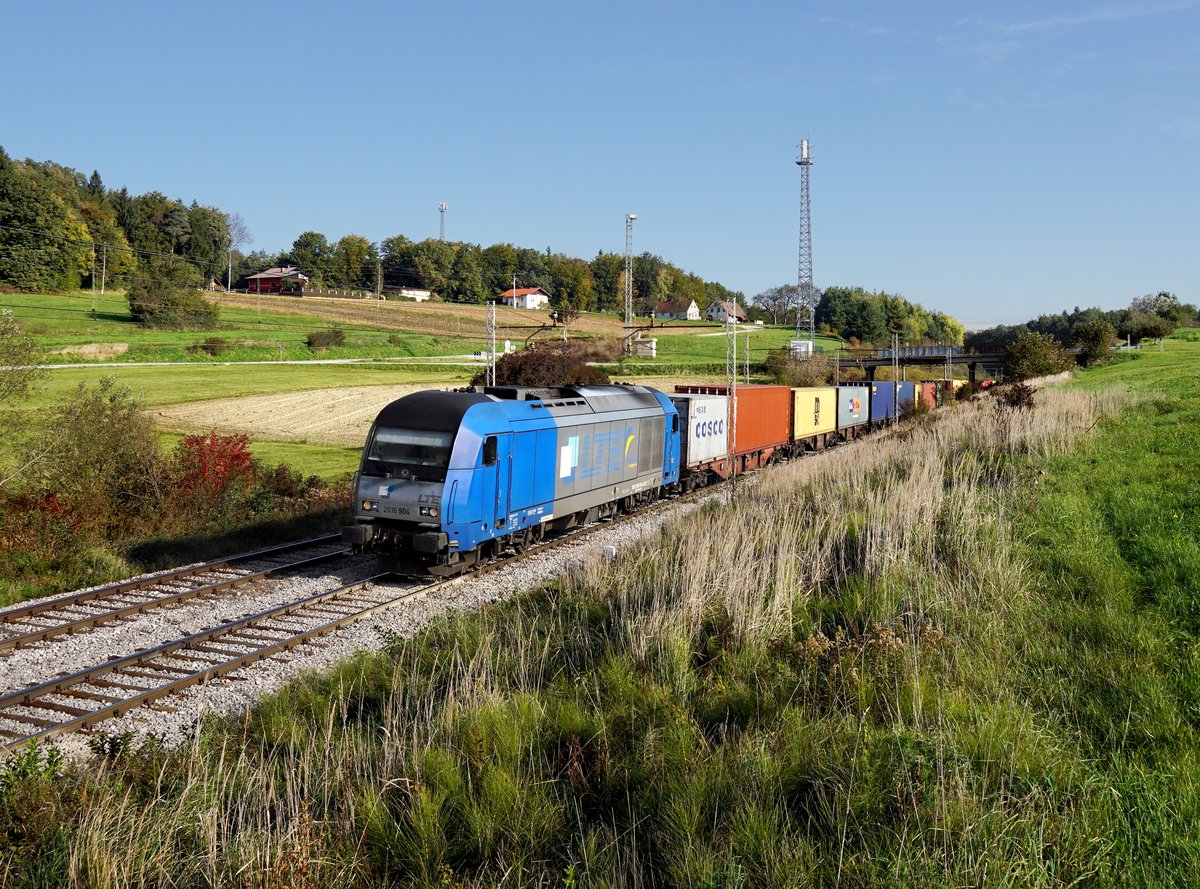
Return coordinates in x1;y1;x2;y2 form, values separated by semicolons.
795;139;816;344
438;202;447;241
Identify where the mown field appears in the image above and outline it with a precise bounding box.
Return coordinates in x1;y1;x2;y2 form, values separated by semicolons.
2;335;1196;886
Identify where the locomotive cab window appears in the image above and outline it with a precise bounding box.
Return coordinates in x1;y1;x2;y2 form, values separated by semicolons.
364;428;453;481
482;436;498;467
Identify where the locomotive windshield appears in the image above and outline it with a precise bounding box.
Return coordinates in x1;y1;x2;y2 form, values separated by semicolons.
363;427;453;480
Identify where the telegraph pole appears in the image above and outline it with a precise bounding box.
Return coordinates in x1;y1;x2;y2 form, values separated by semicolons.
623;213;637;357
726;310;738;495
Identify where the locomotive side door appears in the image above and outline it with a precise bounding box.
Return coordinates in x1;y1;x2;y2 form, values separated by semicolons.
493;434;511;528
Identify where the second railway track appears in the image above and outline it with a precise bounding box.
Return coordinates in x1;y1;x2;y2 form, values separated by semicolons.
0;534;350;655
0;483;726;753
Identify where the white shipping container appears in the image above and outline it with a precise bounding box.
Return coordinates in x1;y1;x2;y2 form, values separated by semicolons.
670;394;730;468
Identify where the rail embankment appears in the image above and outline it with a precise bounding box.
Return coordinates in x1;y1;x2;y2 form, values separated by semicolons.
2;342;1198;887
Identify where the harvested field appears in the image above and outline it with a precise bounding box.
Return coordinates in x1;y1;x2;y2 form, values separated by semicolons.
154;377;726;447
210;292;624;339
154;384;465;446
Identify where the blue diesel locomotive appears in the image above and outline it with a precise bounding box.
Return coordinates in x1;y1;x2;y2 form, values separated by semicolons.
343;384;680;574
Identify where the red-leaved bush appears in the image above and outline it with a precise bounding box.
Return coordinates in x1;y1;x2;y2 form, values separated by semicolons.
173;432;255;512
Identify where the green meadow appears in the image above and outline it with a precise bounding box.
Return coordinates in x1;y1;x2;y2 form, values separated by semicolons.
0;290;472;365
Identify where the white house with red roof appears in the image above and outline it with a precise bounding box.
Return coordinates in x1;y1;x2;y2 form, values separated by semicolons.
705;300;749;323
655;299;700;321
499;287;551;309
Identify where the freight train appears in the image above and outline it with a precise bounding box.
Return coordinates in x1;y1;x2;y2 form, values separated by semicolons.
342;379;958;574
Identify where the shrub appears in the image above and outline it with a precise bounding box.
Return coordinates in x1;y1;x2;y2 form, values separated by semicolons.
1002;331;1074;381
1074;320;1116;367
21;377;165;537
470;342;610;387
994;382;1036;411
127;276;219;329
187;336;228;356
306;328;346;350
765;349;835;387
171;431;255;521
955;381;983;401
0;493;81;564
0;309;46;409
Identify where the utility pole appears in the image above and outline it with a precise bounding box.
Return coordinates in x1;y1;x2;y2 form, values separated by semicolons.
90;246;97;316
744;332;750;384
100;245;107;294
726;310;739;495
227;246;233;292
438;202;447;241
623;213;637;357
486;301;497;387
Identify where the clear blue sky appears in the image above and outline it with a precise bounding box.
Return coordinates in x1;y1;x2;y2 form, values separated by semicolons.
3;0;1196;327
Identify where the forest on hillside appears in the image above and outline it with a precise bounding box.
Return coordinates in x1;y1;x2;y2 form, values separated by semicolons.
0;148;743;314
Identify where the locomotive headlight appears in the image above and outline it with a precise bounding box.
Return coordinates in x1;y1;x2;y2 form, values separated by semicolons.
420;506;439;517
361;499;378;511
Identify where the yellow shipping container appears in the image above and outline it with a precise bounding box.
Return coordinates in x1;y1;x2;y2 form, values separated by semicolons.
792;386;838;438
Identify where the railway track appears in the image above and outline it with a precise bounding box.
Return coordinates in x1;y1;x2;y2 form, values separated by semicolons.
0;535;349;655
0;485;724;753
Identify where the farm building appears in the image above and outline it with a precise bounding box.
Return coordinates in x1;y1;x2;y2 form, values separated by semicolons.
499;287;551;310
245;266;310;294
705;300;749;323
655;299;700;321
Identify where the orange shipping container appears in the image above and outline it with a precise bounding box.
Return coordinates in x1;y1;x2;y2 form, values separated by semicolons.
674;384;792;455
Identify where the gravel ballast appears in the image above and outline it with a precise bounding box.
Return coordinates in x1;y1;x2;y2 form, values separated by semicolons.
3;496;715;758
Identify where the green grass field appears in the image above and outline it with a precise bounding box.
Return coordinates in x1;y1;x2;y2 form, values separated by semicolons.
1;290;473;364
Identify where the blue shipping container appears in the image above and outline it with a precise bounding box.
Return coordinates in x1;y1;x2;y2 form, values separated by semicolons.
896;381;917;413
867;382;898;423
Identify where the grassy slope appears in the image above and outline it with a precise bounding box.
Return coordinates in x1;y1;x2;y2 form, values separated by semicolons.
1012;344;1200;872
5;337;1197;886
1;290;477;364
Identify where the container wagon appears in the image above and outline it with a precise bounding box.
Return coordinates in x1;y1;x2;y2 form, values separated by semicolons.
669;392;729;488
864;382;899;429
674;384;792;476
790;386;838;451
919;381;939;410
837;385;870;440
